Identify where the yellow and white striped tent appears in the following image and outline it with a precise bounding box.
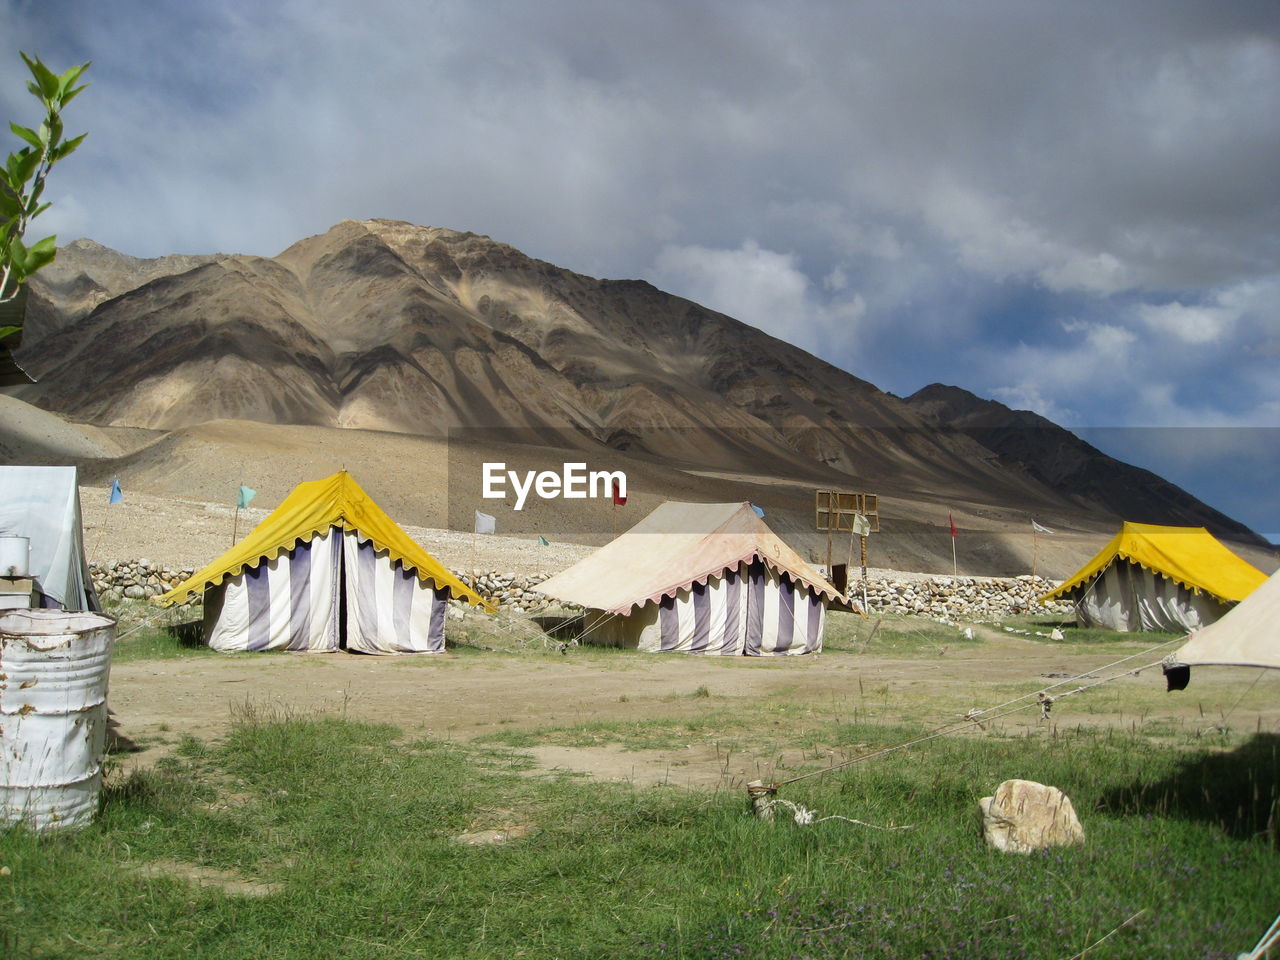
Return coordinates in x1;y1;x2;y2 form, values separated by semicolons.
158;471;490;654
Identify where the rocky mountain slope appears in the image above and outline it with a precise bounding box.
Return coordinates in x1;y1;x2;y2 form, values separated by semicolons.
8;219;1267;556
903;384;1265;544
16;220;1055;503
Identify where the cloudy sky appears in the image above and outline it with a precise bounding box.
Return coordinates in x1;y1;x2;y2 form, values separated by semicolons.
4;1;1278;539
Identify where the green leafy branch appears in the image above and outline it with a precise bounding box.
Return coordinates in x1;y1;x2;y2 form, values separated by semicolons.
0;51;90;332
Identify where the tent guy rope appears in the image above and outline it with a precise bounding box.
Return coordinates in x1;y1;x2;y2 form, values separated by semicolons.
770;636;1183;790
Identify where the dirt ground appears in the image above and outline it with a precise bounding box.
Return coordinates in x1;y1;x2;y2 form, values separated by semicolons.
107;625;1280;793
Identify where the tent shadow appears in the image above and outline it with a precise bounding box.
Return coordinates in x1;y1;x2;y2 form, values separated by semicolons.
1095;733;1280;844
162;618;205;648
531;614;581;642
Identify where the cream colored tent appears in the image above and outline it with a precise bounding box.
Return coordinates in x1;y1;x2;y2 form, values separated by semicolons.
1161;566;1280;960
1038;522;1266;632
1167;568;1280;676
537;501;845;655
158;472;490;654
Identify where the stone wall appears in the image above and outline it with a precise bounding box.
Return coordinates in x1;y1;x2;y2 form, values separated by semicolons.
90;560;196;603
850;575;1074;621
88;561;1073;621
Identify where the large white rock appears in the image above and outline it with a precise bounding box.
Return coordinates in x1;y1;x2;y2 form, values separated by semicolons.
978;779;1085;854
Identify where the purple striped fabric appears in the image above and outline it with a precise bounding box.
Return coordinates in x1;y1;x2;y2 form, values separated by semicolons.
689;580;711;653
720;564;742;655
745;560;766;655
245;562;272;651
428;589;447;648
774;574;796;654
355;538;379;647
658;594;680;651
287;537;313;650
805;589;823;653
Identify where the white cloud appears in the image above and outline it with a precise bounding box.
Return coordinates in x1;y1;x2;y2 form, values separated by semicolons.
989;383;1078;424
1135;301;1237;344
649;240;865;354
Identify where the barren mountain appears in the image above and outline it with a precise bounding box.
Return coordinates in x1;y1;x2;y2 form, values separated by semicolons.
22;238;224;342
5;218;1269;572
903;384;1266;545
18;220;1055;501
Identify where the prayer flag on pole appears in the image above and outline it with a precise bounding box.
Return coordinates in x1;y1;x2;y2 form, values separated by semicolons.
1031;520;1055;534
109;479;123;504
237;485;257;509
948;512;957;539
612;479;627;506
474;510;496;535
537;535;550;546
751;504;765;518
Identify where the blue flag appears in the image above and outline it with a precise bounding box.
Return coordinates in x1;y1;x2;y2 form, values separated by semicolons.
109;479;123;504
751;503;765;518
237;485;257;509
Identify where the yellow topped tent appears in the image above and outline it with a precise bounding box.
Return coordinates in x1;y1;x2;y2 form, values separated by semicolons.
1038;522;1266;633
537;501;845;655
158;471;490;654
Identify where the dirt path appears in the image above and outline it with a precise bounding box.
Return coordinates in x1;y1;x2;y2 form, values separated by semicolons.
108;633;1280;791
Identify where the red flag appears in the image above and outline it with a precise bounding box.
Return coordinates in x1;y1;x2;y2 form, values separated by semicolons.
948;512;957;539
612;479;627;506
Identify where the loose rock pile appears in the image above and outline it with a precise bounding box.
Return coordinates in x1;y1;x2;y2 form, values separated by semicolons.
456;571;554;612
90;560;196;604
89;561;1073;622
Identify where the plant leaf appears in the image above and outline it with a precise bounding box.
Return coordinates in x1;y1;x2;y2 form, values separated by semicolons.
21;234;56;274
51;132;87;162
26;57;60;102
8;123;42;150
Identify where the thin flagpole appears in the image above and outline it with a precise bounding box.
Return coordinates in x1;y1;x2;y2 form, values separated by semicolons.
949;512;958;576
1032;524;1038;578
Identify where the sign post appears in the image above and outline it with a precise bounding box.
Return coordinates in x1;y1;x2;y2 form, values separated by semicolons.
816;491;878;608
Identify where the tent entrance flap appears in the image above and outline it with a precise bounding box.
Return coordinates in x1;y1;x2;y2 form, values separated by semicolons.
341;532;449;654
206;527;341;653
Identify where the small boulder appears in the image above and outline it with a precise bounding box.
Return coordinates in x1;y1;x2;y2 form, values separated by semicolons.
978;779;1084;854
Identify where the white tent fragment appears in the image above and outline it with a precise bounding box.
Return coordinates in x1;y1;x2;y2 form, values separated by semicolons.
0;466;99;611
1165;568;1280;682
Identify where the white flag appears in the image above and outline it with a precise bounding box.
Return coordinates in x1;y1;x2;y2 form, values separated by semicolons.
1031;520;1055;534
474;510;496;535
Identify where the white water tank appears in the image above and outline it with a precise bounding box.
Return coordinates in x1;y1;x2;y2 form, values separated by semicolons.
0;536;29;577
0;609;116;832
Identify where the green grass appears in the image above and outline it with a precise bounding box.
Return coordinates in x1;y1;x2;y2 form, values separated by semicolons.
3;709;1277;959
1001;616;1183;646
110;619;217;665
825;611;983;658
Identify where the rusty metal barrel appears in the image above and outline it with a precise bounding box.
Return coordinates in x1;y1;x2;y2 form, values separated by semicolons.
0;609;116;831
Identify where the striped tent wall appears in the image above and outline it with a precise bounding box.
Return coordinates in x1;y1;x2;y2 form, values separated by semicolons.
204;528;342;652
202;527;450;654
342;532;449;654
1073;560;1229;633
581;559;824;655
743;560;824;656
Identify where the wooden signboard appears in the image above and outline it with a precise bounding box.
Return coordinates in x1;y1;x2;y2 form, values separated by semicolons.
815;491;879;533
